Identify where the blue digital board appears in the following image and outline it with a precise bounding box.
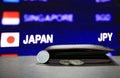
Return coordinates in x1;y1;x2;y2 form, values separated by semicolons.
0;0;120;56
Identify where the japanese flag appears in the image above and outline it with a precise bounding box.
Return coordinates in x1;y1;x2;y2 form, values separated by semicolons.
2;11;20;25
1;32;20;47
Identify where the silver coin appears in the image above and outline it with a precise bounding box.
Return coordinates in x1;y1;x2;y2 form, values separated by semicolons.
69;60;84;65
36;50;49;64
59;60;70;65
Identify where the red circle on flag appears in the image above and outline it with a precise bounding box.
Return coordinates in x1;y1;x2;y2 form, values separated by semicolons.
7;36;15;44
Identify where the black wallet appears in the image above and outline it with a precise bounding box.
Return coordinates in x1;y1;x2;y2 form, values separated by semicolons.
36;44;116;66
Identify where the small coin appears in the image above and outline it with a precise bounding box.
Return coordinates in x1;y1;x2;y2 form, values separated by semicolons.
69;60;84;65
59;60;70;65
36;50;49;64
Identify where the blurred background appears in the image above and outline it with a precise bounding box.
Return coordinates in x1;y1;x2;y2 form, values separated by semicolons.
0;0;120;56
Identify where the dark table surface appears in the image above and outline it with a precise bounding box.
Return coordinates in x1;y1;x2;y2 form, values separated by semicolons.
0;56;120;78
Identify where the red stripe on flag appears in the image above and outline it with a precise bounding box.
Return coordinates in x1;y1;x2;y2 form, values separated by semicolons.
2;11;20;18
1;54;18;57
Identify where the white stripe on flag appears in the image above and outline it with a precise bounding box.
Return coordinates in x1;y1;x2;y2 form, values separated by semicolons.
2;18;20;25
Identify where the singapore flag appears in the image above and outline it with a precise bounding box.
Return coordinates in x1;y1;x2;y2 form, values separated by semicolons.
1;32;20;47
1;11;20;25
